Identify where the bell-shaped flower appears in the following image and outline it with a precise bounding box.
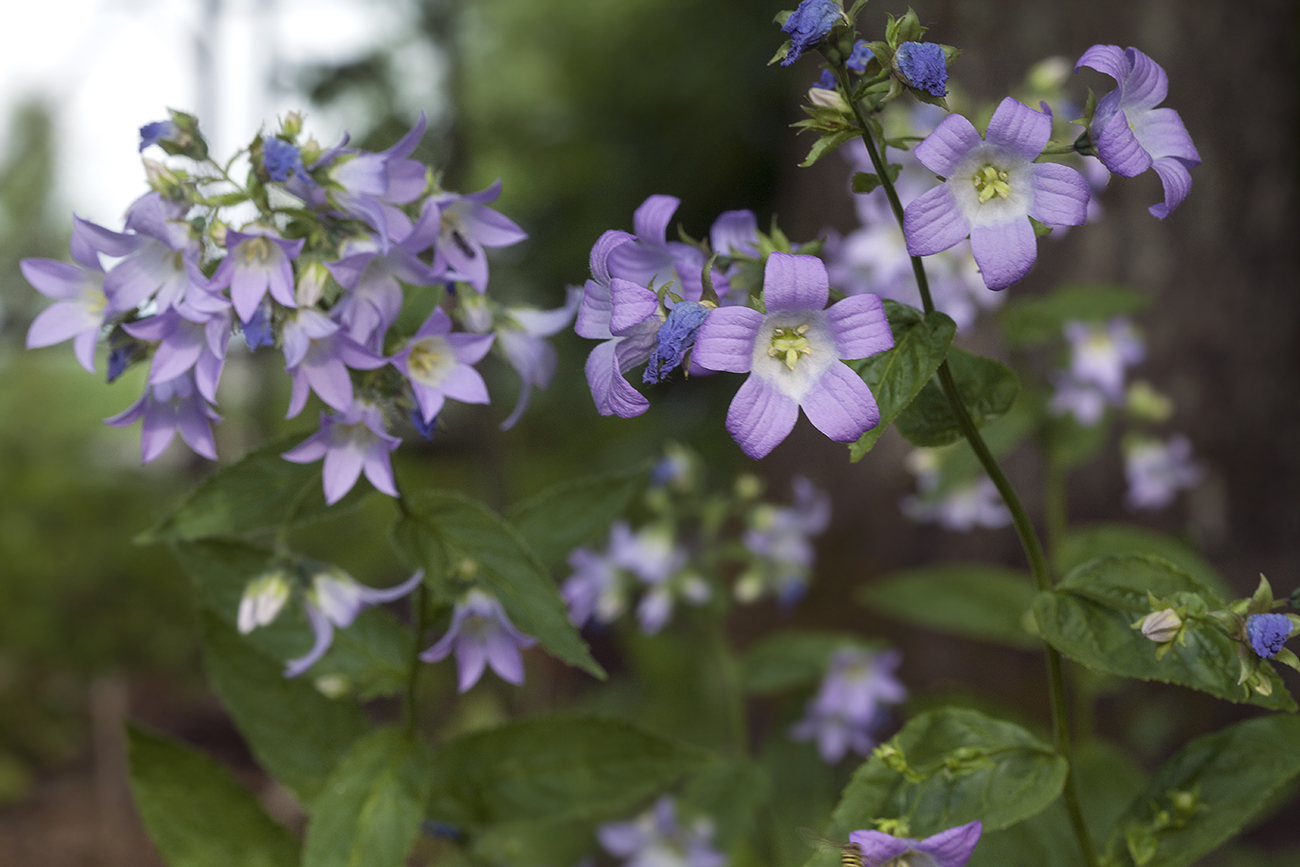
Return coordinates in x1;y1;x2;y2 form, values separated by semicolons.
598;796;726;867
1062;317;1144;401
562;545;630;628
420;588;537;692
281;399;402;505
209;228;305;323
105;369;221;462
1075;45;1200;218
1123;434;1203;510
902;475;1012;532
103;191;204;313
324;113;432;248
123;292;232;404
692;252;894;458
280;308;387;418
22;216;120;372
848;822;983;867
284;568;424;677
392;308;495;424
428;180;528;293
903;98;1089;290
606;195;726;301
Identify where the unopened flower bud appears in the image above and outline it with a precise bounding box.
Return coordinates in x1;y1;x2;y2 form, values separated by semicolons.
296;261;329;307
1126;380;1174;422
1138;608;1182;643
208;220;228;247
281;112;303;138
238;571;292;634
1027;56;1071;91
142;158;181;193
808;86;849;111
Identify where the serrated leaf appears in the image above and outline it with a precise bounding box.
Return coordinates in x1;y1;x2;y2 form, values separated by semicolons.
200;611;368;804
505;460;653;569
849;302;957;460
858;565;1039;649
822;708;1068;844
1054;523;1231;599
425;717;711;827
1102;715;1300;867
799;130;858;168
138;433;372;543
1032;555;1294;711
894;348;1020;447
128;726;300;867
392;491;603;679
302;728;433;867
740;630;876;694
998;285;1150;349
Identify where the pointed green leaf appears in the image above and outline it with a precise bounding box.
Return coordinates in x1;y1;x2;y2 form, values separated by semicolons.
426;716;711;827
1054;524;1231;599
848;302;957;460
128;726;300;867
998;284;1150;349
302;728;434;867
858;565;1040;649
1103;715;1300;867
505;460;653;569
393;491;603;679
894;348;1020;448
850;164;902;194
800;130;858;168
1031;555;1294;711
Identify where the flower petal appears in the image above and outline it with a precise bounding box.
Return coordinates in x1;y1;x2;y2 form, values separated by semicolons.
692;307;763;373
970;218;1036;290
1094;108;1152;178
984;97;1051;161
916;821;983;867
826;294;893;360
1074;44;1127;83
799;363;879;442
1133;107;1200;164
904;184;972;256
632;194;679;244
763;251;829;313
1028;163;1089;226
1148;156;1194;219
726;375;799;459
321;439;365;505
846;831;911;864
609;278;659;334
586;338;650;418
1121;47;1168;112
913;112;983;177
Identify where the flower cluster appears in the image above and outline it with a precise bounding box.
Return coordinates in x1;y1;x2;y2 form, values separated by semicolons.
734;476;830;605
1122;434;1203;511
1048;317;1145;425
791;646;907;763
23;111;573;504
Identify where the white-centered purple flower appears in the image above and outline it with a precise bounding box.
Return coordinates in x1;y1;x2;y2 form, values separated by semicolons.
284;568;424;678
736;476;830;605
902;476;1012;532
420;588;538;692
848;822;982;867
598;796;726;867
428;180;528;293
1123;434;1203;511
562;545;629;628
606;195;727;302
1062;317;1144;401
392;308;494;424
123;295;232;404
692;252;894;459
280;308;387;418
322;113;432;248
1246;613;1293;660
282;399;402;505
103;192;204;313
903;98;1090;290
791;647;906;763
22;216;119;373
209;229;305;323
1075;45;1200;218
105;369;221;462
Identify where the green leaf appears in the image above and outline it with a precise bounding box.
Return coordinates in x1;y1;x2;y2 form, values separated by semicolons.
740;630;875;694
505;460;653;569
127;726;300;867
1103;715;1300;867
312;607;413;700
849;302;957;460
1031;555;1294;711
138;434;371;543
894;348;1020;448
469;817;601;867
850;164;902;194
392;491;603;679
1054;524;1231;599
201;191;251;208
425;716;710;827
918;395;1037;496
681;758;773;847
858;565;1040;650
824;707;1068;842
800;130;858;168
302;728;434;867
998;284;1150;349
201;611;368;804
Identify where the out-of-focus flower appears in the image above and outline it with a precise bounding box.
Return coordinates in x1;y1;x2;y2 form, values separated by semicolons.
901;450;1011;531
562;546;629;628
791;647;907;763
1123;434;1203;510
736;476;830;605
598;796;726;867
105;370;221;462
848;822;982;867
285;569;424;677
238;571;292;634
22;216;119;373
420;588;537;692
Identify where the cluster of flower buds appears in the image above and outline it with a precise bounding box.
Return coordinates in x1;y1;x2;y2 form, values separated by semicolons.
790;645;907;763
23;109;575;504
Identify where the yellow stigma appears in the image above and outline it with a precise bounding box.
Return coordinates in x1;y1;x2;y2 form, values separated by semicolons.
972;164;1012;203
406;336;455;384
242;236;272;265
767;324;812;371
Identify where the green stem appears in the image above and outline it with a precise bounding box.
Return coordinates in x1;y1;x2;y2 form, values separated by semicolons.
406;579;428;736
834;63;1098;867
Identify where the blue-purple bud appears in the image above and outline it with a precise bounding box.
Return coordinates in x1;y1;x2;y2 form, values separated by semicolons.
780;0;842;67
812;69;837;90
262;138;302;182
1246;613;1292;659
410;406;438;441
643;301;710;385
138;120;180;153
846;40;874;74
895;42;948;97
240;303;276;350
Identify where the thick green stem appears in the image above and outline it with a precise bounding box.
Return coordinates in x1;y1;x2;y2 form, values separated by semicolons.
834;65;1098;867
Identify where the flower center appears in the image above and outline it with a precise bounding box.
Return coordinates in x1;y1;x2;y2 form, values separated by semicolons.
972;164;1011;203
242;236;273;265
406;336;456;385
768;324;813;370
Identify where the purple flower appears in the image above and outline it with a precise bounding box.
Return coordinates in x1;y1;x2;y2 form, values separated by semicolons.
692;252;894;459
282;399;402;505
811;68;838;90
846;40;874;73
420;589;537;692
1076;45;1200;218
138;120;179;152
280;309;388;418
1246;613;1293;660
1047;374;1108;426
1123;434;1203;511
606;521;706;635
123;296;231;404
710;209;761;260
896;42;948;97
902;476;1012;532
737;476;830;604
780;0;843;67
323;113;433;248
562;546;628;628
848;822;982;867
392;308;494;424
262;138;302;182
284;569;424;677
22;216;117;373
791;647;906;763
210;229;305;323
643;301;710;385
1063;317;1144;400
606;195;726;302
903;98;1090;290
105;370;221;462
241;299;277;349
429;180;529;293
598;797;726;867
103;192;204;313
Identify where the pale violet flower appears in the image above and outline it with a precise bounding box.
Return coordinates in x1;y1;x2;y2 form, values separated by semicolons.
598;796;726;867
420;589;537;692
22;216;121;373
285;569;424;677
849;822;983;867
562;546;630;628
736;476;830;605
391;308;494;424
209;229;305;323
1063;317;1144;400
902;476;1012;532
105;369;221;462
1124;435;1203;510
791;647;907;763
607;521;707;635
428;180;529;293
281;399;401;505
